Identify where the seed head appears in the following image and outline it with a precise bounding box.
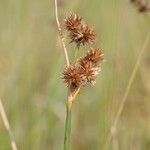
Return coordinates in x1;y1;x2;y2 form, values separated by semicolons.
62;65;84;92
70;25;95;48
64;12;82;31
138;3;148;12
130;0;150;12
62;48;104;88
80;60;100;84
64;12;96;48
80;48;104;66
79;48;103;84
63;13;104;89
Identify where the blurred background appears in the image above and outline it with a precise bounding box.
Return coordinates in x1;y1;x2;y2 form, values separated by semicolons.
0;0;150;149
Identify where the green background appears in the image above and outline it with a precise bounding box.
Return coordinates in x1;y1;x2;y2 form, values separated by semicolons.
0;0;150;149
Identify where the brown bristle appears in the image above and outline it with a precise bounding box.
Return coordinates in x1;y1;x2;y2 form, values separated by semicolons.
80;60;99;83
79;48;104;66
64;12;82;31
62;48;104;88
70;25;95;48
62;65;84;92
64;12;96;48
78;48;103;84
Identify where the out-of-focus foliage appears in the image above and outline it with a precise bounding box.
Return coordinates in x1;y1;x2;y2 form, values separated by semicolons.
0;0;150;149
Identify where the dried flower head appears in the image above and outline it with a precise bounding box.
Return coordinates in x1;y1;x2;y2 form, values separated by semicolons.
138;3;149;12
62;65;84;92
64;12;82;31
80;48;104;66
63;13;104;89
70;25;95;47
130;0;150;12
80;60;100;84
64;12;96;48
79;48;104;84
62;48;104;89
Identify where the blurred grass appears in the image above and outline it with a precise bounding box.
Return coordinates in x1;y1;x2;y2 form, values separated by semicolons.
0;0;150;149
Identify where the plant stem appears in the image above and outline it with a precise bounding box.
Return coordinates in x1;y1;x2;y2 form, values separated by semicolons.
0;98;18;150
103;31;150;150
63;88;80;150
73;48;79;63
64;102;72;150
54;0;70;66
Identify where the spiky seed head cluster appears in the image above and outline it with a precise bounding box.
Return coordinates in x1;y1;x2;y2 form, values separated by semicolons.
64;12;95;47
130;0;150;12
64;13;82;31
79;48;104;67
62;65;84;92
62;48;104;92
62;12;104;92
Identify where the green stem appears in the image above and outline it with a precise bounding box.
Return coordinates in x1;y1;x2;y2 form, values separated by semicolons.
64;103;72;150
73;48;79;63
63;88;80;150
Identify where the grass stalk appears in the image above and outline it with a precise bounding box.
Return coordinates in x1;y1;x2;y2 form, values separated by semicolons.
54;0;70;67
0;98;18;150
64;100;72;150
54;0;73;149
73;48;79;63
103;31;150;150
63;88;80;150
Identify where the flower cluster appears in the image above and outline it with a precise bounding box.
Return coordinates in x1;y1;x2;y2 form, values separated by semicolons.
64;12;95;47
78;48;104;84
63;64;84;92
63;48;104;92
130;0;150;12
62;13;104;92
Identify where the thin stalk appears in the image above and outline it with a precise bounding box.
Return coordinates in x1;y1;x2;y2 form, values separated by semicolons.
64;103;72;150
0;98;18;150
103;31;150;150
54;0;72;148
54;0;70;66
54;1;80;149
63;88;80;150
73;48;79;63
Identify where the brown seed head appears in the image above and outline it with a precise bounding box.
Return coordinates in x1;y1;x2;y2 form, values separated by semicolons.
63;13;104;87
64;12;82;31
78;48;104;84
138;3;148;12
79;48;104;66
70;25;96;48
80;60;100;84
62;65;84;92
64;12;96;48
62;48;104;88
130;0;150;12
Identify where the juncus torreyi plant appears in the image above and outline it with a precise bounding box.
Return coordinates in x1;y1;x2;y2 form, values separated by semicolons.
60;12;104;150
54;3;104;149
